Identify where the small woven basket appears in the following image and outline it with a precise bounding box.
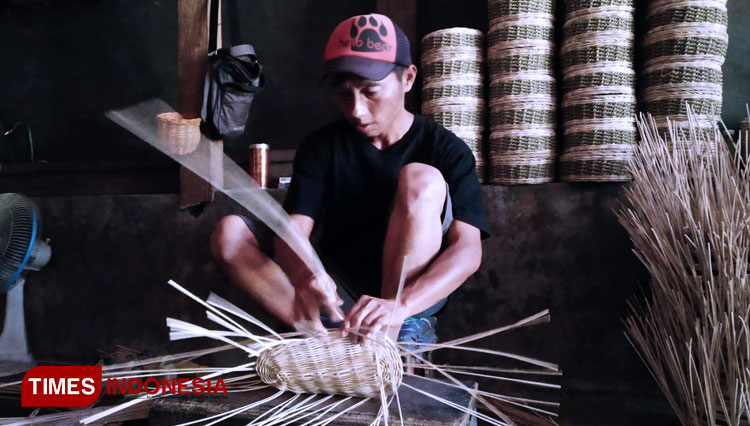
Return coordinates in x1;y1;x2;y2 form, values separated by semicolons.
156;112;201;155
256;336;403;397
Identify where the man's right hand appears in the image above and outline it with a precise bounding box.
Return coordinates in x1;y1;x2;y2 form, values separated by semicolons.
291;272;345;335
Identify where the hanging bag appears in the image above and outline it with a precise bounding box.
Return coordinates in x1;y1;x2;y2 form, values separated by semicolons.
201;44;264;139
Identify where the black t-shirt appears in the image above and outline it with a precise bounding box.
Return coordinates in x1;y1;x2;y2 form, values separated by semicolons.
283;114;490;296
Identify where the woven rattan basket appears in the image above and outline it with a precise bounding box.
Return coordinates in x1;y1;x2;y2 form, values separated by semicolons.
486;0;557;185
156;112;201;155
640;0;728;137
422;27;486;183
256;336;403;397
559;0;637;182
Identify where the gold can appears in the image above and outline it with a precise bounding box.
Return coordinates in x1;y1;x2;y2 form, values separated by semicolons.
248;143;269;188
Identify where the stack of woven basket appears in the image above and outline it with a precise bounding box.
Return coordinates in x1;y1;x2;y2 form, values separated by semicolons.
421;28;486;182
486;0;556;185
559;0;637;182
641;0;728;146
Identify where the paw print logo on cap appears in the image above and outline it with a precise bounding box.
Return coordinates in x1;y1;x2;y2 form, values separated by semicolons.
349;15;392;53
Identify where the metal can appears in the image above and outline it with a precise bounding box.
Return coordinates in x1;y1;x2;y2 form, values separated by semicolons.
248;143;269;188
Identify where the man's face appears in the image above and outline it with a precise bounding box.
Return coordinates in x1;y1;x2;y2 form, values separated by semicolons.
330;69;412;139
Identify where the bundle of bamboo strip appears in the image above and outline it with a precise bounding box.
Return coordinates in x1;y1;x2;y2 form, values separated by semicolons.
641;0;728;145
618;111;750;426
487;0;557;184
48;280;561;426
421;28;487;182
559;0;636;181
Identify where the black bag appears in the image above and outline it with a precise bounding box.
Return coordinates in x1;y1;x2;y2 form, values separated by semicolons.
201;44;264;139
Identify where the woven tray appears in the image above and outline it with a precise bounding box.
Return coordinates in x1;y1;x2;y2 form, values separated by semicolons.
490;134;556;151
422;85;484;101
564;71;635;92
564;16;634;39
564;0;633;11
422;60;485;79
643;37;728;60
489;154;555;185
422;27;484;49
488;54;554;76
488;0;554;18
562;129;637;149
425;110;485;127
490;109;556;126
559;144;633;181
490;79;555;97
488;25;554;44
645;98;722;116
560;159;630;181
648;6;727;28
562;45;633;69
563;102;636;121
642;65;722;87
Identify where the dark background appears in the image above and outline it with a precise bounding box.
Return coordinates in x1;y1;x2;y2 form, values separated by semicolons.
0;0;746;165
0;1;748;425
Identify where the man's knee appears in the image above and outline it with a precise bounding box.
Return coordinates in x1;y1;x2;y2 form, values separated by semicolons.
395;163;446;215
210;215;258;265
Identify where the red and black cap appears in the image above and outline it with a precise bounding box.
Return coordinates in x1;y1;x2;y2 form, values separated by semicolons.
324;14;412;81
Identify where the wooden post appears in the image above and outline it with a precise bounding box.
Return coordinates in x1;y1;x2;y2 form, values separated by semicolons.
177;0;223;209
377;0;418;112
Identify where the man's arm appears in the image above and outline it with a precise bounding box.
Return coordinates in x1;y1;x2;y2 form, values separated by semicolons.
343;219;481;341
273;214;344;332
397;219;481;313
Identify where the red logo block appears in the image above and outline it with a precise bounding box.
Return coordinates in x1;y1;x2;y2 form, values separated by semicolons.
22;366;102;407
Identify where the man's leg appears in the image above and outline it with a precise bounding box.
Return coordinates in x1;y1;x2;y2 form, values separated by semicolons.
381;163;447;299
210;215;296;327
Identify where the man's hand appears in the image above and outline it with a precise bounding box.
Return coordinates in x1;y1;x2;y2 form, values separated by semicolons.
342;295;409;344
291;272;344;335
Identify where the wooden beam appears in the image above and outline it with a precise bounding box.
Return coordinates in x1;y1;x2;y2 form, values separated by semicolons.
177;0;208;119
377;0;418;112
177;0;222;208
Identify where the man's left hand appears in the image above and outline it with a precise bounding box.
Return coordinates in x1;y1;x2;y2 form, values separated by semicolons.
342;295;409;344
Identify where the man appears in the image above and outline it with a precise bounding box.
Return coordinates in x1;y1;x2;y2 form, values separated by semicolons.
210;13;489;344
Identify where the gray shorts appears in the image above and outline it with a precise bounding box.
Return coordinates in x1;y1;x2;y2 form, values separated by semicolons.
240;183;453;321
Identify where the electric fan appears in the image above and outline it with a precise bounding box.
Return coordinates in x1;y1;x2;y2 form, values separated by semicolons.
0;193;51;376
